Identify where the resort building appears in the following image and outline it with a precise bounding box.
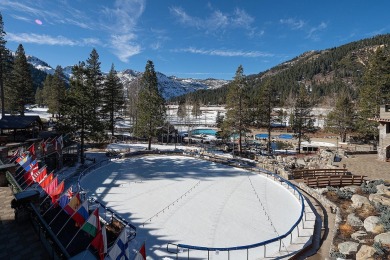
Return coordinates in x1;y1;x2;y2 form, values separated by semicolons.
370;105;390;161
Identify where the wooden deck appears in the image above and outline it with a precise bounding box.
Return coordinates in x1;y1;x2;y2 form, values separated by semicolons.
303;175;367;188
292;168;348;179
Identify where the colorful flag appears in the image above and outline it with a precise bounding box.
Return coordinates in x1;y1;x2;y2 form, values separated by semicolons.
39;172;54;189
30;164;40;180
35;167;47;183
18;155;31;167
72;200;89;226
64;193;81;215
15;152;26;163
108;228;129;260
134;242;146;260
44;176;58;194
23;159;37;172
91;225;107;260
23;161;37;185
58;187;73;208
49;180;65;203
81;208;100;237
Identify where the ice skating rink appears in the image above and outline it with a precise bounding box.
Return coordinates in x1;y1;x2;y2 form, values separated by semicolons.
80;155;309;259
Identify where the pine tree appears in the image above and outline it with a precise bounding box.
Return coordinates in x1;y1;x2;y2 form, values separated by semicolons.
135;60;166;150
177;99;187;123
292;84;314;153
215;111;224;128
101;64;125;136
35;87;44;107
357;46;390;141
42;74;53;107
326;90;355;142
9;44;34;115
46;66;66;118
191;99;202;121
223;65;251;155
85;49;105;141
59;62;90;164
253;79;277;154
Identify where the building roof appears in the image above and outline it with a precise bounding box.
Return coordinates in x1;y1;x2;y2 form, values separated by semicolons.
0;116;42;129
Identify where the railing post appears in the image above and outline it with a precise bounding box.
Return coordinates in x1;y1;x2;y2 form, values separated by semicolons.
279;239;282;251
264;245;266;257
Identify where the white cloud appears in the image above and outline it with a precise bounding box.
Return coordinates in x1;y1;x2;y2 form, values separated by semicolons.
306;22;328;41
2;0;145;61
232;8;254;29
6;32;102;47
110;34;141;62
7;32;77;46
174;47;274;58
169;5;257;33
280;18;305;30
102;0;145;62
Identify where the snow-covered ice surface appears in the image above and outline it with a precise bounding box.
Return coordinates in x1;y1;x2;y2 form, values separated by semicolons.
80;150;314;260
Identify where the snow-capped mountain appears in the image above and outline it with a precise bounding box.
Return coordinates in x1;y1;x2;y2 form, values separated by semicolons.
27;55;230;99
27;55;55;75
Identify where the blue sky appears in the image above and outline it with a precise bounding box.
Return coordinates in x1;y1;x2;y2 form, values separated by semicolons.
1;0;389;80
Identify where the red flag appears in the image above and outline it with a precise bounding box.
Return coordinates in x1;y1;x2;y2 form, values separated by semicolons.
91;225;107;260
30;164;40;180
35;167;47;183
23;161;38;185
28;144;35;158
44;176;58;194
134;242;146;260
49;180;64;202
40;172;54;189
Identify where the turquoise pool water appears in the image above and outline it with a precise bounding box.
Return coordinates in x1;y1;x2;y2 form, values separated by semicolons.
255;133;293;139
191;129;217;136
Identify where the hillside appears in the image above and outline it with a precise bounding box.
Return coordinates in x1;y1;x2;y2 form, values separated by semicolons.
172;34;390;106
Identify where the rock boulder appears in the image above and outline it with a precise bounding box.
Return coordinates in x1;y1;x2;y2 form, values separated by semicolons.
364;216;384;234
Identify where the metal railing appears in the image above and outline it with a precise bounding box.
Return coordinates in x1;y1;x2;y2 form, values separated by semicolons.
166;167;306;260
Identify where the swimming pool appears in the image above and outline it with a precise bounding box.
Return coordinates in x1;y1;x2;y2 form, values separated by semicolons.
255;133;293;139
191;128;217;136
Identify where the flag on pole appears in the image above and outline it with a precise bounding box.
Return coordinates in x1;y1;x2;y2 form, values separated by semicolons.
35;166;47;183
49;180;65;203
64;193;81;215
39;172;54;189
28;144;35;158
108;228;129;260
44;176;58;194
23;159;37;172
58;187;73;208
72;200;89;226
91;225;107;260
23;161;38;185
134;242;146;260
15;152;26;163
18;155;31;167
81;208;100;237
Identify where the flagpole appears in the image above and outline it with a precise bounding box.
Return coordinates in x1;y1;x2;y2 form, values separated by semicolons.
56;203;83;237
65;208;96;249
46;188;76;221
